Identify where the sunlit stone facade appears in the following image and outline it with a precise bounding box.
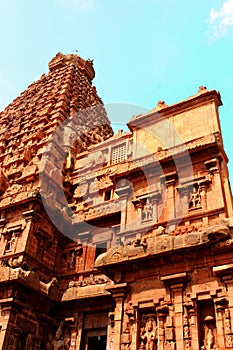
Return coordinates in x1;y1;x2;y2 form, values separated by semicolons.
0;54;232;350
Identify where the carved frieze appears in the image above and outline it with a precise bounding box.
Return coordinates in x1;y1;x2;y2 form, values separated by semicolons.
95;221;231;267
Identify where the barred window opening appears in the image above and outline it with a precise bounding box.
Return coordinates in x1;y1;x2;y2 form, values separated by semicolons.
112;144;126;164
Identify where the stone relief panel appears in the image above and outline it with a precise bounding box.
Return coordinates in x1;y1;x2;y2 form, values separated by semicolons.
139;314;158;350
45;321;70;350
224;308;233;347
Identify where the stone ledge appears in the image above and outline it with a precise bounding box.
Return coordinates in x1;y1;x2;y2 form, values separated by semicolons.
95;222;231;268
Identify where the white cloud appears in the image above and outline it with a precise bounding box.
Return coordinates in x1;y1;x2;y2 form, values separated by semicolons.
208;0;233;39
57;0;96;12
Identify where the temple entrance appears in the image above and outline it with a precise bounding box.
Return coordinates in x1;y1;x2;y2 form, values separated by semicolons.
18;332;29;349
81;328;107;350
88;335;106;350
197;299;217;349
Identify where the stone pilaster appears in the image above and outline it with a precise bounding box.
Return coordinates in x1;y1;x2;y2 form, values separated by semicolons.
161;272;187;350
106;283;128;350
214;299;225;349
160;172;177;221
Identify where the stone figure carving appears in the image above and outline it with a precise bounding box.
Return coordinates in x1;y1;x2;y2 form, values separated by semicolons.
189;186;201;209
45;322;70;350
225;308;232;334
125;301;135;322
64;148;75;173
0;167;9;195
141;198;153;221
204;327;214;350
202;316;217;350
139;316;157;350
39;277;58;294
5;232;17;252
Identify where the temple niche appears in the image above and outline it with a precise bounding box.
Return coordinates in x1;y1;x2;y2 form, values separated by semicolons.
0;52;233;350
139;315;158;350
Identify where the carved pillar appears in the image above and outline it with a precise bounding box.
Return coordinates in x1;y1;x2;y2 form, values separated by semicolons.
78;231;91;270
72;312;83;350
156;306;168;350
132;199;143;228
213;265;233;343
186;304;199;350
106;283;128;350
129;307;137;350
225;279;233;329
213;264;233;348
215;299;225;349
178;186;189;216
152;191;161;224
172;284;184;349
107;311;115;350
199;181;208;210
160;172;177;221
161;273;187;350
224;308;233;348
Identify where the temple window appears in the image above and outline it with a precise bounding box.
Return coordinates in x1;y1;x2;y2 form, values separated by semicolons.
104;189;112;201
111;143;126;164
197;299;217;349
95;242;107;260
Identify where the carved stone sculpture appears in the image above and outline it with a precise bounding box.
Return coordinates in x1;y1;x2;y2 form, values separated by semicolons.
139;315;157;350
125;301;135;322
39;277;58;294
189;186;201;209
45;322;70;350
0;168;9;196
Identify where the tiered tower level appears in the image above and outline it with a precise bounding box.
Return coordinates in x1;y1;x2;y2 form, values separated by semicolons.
0;53;232;350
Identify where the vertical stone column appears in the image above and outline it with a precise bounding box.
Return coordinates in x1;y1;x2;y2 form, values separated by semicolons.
178;186;189;216
73;313;83;350
215;300;225;349
152;191;161;224
78;231;91;270
107;312;115;350
187;304;199;350
213;265;233;348
0;300;15;350
165;179;176;220
161;273;187;350
171;284;184;349
129;308;138;350
199;182;208;210
160;172;177;222
106;283;128;350
213;266;233;334
132;199;143;229
157;306;168;350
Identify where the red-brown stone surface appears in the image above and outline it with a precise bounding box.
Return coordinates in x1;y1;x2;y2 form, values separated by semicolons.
0;54;233;350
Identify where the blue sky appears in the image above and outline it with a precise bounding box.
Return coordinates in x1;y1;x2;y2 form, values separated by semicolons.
0;0;233;185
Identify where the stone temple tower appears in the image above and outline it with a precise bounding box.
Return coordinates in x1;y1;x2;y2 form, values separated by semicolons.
0;54;233;350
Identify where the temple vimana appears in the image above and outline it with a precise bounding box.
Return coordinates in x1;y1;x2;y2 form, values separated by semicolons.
0;53;233;350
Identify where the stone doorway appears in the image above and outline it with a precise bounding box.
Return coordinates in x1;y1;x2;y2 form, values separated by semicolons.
18;332;29;349
88;335;106;350
81;328;107;350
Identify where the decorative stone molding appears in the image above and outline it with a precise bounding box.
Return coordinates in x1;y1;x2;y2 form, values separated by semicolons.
95;222;231;268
